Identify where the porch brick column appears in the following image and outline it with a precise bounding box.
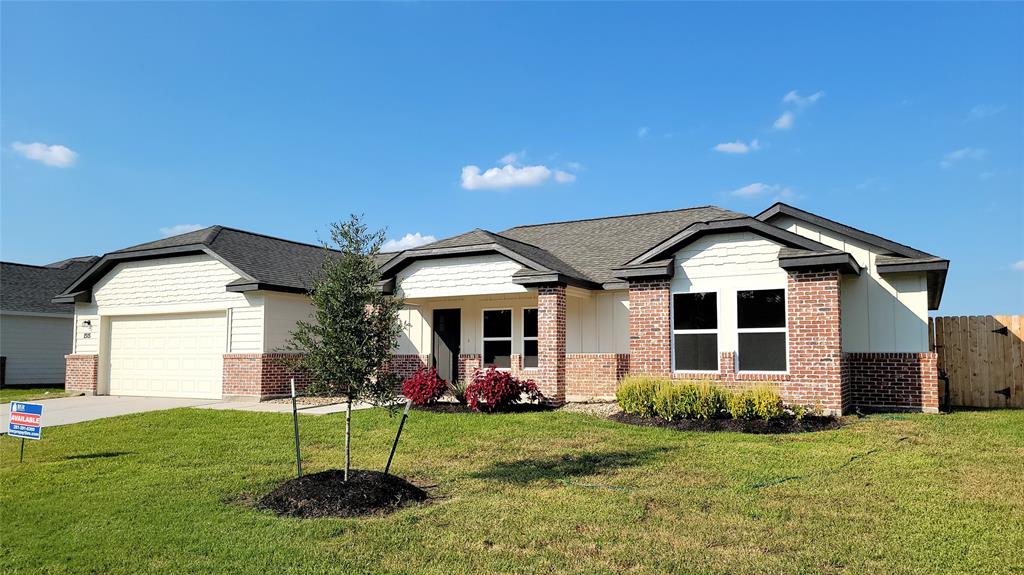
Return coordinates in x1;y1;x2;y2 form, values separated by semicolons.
65;354;98;395
784;270;845;414
537;284;567;405
627;279;672;376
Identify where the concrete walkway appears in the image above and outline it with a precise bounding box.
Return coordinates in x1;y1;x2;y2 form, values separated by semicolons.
2;395;216;428
2;395;377;429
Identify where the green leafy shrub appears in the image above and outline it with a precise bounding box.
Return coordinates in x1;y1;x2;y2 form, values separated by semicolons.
653;381;728;421
728;384;785;421
616;375;668;417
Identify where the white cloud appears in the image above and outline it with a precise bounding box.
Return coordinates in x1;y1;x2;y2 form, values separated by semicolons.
159;224;205;237
773;111;795;130
11;141;78;167
383;232;437;252
782;90;824;107
1012;260;1024;271
499;150;525;165
637;126;649;139
729;182;797;201
461;164;553;190
941;147;987;168
553;170;576;183
969;104;1006;120
713;139;760;154
564;161;583;171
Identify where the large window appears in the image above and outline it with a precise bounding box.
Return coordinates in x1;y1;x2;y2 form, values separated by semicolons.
522;308;538;368
672;292;718;371
482;309;512;368
737;289;787;372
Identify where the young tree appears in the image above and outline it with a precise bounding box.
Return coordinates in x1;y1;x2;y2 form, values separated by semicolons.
288;215;404;481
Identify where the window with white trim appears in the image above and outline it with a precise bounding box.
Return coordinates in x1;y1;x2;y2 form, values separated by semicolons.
672;292;718;371
736;289;787;372
482;309;512;368
522;308;538;368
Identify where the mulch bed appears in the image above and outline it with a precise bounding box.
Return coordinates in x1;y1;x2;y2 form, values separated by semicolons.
610;412;844;434
259;469;428;518
412;402;553;414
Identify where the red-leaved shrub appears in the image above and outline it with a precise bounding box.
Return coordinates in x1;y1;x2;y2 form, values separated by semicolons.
465;367;544;413
401;367;447;405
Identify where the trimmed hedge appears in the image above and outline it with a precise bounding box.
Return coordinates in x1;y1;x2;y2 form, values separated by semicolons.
616;377;809;422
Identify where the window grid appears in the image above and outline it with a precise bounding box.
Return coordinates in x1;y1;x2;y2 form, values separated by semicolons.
482;308;513;370
671;291;720;373
736;288;789;373
522;308;538;369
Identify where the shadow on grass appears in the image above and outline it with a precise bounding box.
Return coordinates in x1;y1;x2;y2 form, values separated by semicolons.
64;451;133;460
470;448;672;484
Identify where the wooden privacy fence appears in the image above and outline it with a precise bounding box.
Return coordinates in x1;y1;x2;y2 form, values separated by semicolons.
930;315;1024;409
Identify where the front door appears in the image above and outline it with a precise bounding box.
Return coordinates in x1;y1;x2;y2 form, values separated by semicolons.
432;309;461;384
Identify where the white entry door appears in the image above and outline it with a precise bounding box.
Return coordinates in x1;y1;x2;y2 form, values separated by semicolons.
107;312;226;399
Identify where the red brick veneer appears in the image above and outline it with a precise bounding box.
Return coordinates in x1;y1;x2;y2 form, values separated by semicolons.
222;353;312;399
387;354;430;381
65;354;98;394
566;353;630;400
845;352;939;413
627;279;672;376
629;271;845;414
458;354;481;386
783;270;845;413
537;285;567;404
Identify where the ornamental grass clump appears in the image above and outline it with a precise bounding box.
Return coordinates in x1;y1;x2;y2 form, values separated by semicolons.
728;384;786;421
654;381;729;421
615;375;668;418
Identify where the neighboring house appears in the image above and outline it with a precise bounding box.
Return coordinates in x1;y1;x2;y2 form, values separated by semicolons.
1;256;99;386
53;203;948;414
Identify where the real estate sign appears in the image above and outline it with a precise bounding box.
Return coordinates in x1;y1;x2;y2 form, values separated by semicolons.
8;402;43;440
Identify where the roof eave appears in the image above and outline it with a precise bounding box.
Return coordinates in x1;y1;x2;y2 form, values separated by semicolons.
628;218;835;266
876;259;949;311
511;272;601;290
779;253;862;275
224;282;307;295
379;243;551;278
611;258;676;280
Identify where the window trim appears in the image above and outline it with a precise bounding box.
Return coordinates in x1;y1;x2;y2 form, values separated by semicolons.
522;307;539;370
481;307;513;370
671;290;721;374
735;287;789;374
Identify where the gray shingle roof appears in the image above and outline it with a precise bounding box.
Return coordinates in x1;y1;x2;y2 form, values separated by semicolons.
2;257;99;314
497;206;745;285
58;227;397;298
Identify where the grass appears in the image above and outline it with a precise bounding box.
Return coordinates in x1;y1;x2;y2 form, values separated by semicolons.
1;408;1022;575
0;386;73;403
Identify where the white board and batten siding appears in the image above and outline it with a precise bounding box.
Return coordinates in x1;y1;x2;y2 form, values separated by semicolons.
671;232;788;354
770;215;930;353
0;313;73;385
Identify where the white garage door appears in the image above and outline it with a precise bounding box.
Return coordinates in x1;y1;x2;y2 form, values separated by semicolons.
107;312;226;399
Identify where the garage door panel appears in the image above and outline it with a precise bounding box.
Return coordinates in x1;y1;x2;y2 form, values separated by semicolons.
108;312;225;399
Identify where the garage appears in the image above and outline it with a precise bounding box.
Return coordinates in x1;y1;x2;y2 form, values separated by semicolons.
107;312;226;399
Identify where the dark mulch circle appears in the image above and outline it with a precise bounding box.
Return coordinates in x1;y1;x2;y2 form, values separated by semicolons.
412;401;553;414
259;469;428;518
610;412;844;434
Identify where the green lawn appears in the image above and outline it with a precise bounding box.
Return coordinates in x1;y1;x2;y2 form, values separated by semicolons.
0;386;73;403
1;408;1022;575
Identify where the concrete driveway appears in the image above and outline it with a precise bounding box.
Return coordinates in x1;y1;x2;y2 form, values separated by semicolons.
2;395;217;428
2;395;375;429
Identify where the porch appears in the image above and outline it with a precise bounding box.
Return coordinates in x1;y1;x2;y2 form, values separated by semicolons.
391;286;631;403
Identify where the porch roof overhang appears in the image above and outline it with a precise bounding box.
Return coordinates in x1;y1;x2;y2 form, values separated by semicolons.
778;248;862;275
875;255;949;310
611;258;675;280
511;269;601;289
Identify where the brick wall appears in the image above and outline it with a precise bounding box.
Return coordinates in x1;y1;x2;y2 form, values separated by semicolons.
387;354;430;382
566;353;629;401
783;270;845;414
537;285;567;404
222;353;312;399
845;352;939;413
628;279;672;376
458;354;481;387
65;354;98;394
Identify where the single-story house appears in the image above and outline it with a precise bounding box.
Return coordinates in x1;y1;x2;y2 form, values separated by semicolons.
1;256;99;386
54;203;948;413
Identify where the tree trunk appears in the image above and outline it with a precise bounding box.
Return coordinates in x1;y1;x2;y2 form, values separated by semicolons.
344;394;352;482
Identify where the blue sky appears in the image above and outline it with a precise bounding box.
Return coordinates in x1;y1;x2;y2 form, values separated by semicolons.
2;2;1021;314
